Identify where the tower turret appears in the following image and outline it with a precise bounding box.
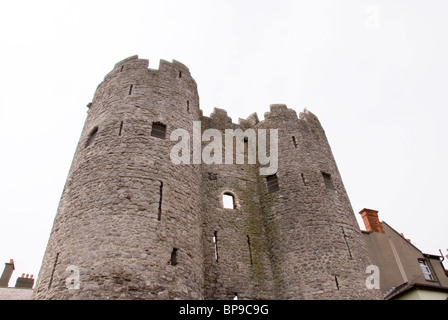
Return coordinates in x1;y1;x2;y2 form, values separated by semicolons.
33;56;204;299
256;105;379;299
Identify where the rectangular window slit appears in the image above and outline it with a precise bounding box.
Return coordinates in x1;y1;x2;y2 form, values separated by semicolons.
213;231;219;262
48;253;59;289
247;235;253;265
342;227;353;260
334;276;340;290
158;181;163;221
292;136;298;148
119;121;123;136
170;248;178;266
129;84;133;95
120;65;124;72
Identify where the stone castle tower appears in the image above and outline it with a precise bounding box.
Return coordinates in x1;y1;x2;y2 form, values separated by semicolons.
33;55;380;300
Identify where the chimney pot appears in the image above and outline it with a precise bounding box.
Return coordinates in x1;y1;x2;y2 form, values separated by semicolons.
359;208;385;234
15;274;35;289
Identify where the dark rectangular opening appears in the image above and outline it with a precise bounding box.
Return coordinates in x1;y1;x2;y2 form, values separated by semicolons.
119;121;123;136
170;248;178;266
322;172;334;190
129;84;133;95
292;136;298;148
342;227;353;260
334;276;340;290
151;122;167;139
158;181;163;221
266;174;279;193
48;253;59;289
247;235;253;265
213;231;218;262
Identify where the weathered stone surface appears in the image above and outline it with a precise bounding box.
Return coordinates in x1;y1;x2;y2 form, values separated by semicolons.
33;56;381;300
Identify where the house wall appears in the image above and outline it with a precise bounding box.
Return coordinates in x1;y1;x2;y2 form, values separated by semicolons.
362;221;448;297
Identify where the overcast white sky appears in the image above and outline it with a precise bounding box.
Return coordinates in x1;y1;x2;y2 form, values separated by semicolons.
0;0;447;286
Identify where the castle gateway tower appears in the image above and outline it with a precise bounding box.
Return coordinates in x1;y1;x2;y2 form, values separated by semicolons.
33;56;381;300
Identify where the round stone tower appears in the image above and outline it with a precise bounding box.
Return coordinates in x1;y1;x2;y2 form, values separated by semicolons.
257;104;380;299
33;56;204;299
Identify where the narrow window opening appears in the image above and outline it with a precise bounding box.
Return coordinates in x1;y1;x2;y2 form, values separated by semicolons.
222;193;235;209
170;248;178;266
334;276;340;290
342;227;353;260
292;136;298;148
322;172;334;190
187;100;190;113
48;253;59;289
151;122;167;139
301;173;307;186
120;65;124;72
85;126;98;148
213;231;218;262
247;235;253;265
179;71;182;78
158;181;163;221
118;121;123;136
128;84;133;95
266;174;279;193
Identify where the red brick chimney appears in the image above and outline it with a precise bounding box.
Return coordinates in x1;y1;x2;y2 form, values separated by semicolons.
359;208;384;234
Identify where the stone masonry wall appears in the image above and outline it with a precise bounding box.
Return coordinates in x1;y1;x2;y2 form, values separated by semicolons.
33;56;381;300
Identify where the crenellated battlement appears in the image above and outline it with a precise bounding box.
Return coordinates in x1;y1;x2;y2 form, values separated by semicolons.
109;55;193;78
98;55;197;92
201;102;324;136
113;55;149;71
91;55;199;117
